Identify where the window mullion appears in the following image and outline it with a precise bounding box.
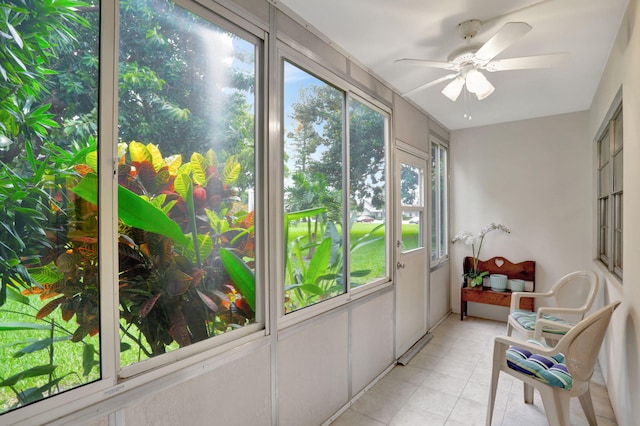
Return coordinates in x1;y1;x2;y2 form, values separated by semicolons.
99;0;120;384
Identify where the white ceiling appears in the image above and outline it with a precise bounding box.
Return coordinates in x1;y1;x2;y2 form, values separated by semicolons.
277;0;628;130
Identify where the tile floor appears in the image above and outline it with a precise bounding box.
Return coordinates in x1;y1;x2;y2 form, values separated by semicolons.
331;314;617;426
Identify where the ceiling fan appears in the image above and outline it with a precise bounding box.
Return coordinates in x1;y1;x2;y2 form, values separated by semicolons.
395;19;569;101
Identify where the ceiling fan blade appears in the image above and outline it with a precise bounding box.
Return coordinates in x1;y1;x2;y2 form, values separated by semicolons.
485;53;570;71
481;0;553;29
474;22;532;62
403;74;458;97
394;58;456;70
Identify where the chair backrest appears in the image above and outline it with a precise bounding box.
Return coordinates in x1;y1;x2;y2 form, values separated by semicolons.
559;301;620;383
549;270;599;321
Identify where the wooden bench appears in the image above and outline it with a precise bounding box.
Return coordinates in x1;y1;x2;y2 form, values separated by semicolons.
460;256;535;321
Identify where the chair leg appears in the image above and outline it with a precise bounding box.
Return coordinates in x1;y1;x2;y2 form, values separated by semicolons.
538;386;571;426
523;382;534;404
486;366;501;425
578;388;597;426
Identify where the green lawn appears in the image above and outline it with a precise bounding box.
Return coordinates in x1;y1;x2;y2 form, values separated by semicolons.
286;220;419;286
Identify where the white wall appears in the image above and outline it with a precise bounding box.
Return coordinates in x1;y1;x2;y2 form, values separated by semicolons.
589;0;640;424
449;111;592;321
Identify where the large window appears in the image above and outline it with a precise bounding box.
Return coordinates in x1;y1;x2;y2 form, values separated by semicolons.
431;139;448;264
0;0;259;415
597;103;623;280
117;0;258;369
0;0;101;414
282;61;388;314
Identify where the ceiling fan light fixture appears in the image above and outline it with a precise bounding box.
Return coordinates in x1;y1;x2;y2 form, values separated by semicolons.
465;68;494;100
441;76;465;101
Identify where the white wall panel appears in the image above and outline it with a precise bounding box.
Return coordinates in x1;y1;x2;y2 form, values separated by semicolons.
429;265;450;329
122;344;271;426
589;1;640;424
351;291;394;394
450;111;591;322
277;312;349;426
393;94;429;151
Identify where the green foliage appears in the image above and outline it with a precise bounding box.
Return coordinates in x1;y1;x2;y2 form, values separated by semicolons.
284;209;382;312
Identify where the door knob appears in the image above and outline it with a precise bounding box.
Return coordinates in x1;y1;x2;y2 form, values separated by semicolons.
396;261;405;269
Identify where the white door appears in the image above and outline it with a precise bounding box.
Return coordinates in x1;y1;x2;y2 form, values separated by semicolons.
395;147;429;357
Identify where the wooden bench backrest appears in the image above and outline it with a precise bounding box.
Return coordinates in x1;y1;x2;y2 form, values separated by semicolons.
463;256;535;289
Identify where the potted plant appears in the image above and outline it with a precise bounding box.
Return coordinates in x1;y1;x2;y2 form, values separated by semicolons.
452;223;510;288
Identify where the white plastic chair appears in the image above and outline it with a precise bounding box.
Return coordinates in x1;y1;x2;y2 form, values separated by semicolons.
486;301;620;426
507;270;599;343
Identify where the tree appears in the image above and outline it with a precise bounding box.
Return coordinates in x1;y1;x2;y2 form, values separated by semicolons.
285;85;386;214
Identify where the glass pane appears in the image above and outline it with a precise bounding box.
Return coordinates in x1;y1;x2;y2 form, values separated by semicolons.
599;164;610;196
438;146;448;258
118;0;257;365
401;163;422;207
431;144;437;260
0;1;100;414
614;110;623;151
599;198;609;261
613;151;623;193
349;99;386;288
599;130;610;166
283;62;345;313
402;211;422;252
614;194;623;270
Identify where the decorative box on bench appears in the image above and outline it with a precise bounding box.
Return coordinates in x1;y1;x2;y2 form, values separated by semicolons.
460;256;535;321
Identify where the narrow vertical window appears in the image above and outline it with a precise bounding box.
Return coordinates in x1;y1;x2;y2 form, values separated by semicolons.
349;99;387;288
283;61;345;313
117;0;257;366
0;1;101;414
431;140;448;264
597;103;622;281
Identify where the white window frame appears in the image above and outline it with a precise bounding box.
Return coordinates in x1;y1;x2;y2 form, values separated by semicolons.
276;46;392;328
597;100;623;282
430;135;449;268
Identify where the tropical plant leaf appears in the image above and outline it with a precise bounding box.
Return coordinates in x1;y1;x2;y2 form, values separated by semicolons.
219;248;255;312
221;157;240;185
146;143;165;172
27;266;64;285
35;296;64;320
71;173;187;245
139;292;162;318
306;238;332;285
0;364;57;387
82;344;96;376
173;172;190;201
0;322;50;331
71;324;89;342
166;270;193;297
168;307;189;347
285;283;324;296
18;375;68;405
349;270;372;277
128;140;152;164
284;207;327;223
85;150;98;173
190;152;207;186
13;336;69;358
196;289;218;312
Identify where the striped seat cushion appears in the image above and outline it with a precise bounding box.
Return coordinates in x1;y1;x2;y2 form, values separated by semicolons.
511;310;574;334
506;340;573;390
